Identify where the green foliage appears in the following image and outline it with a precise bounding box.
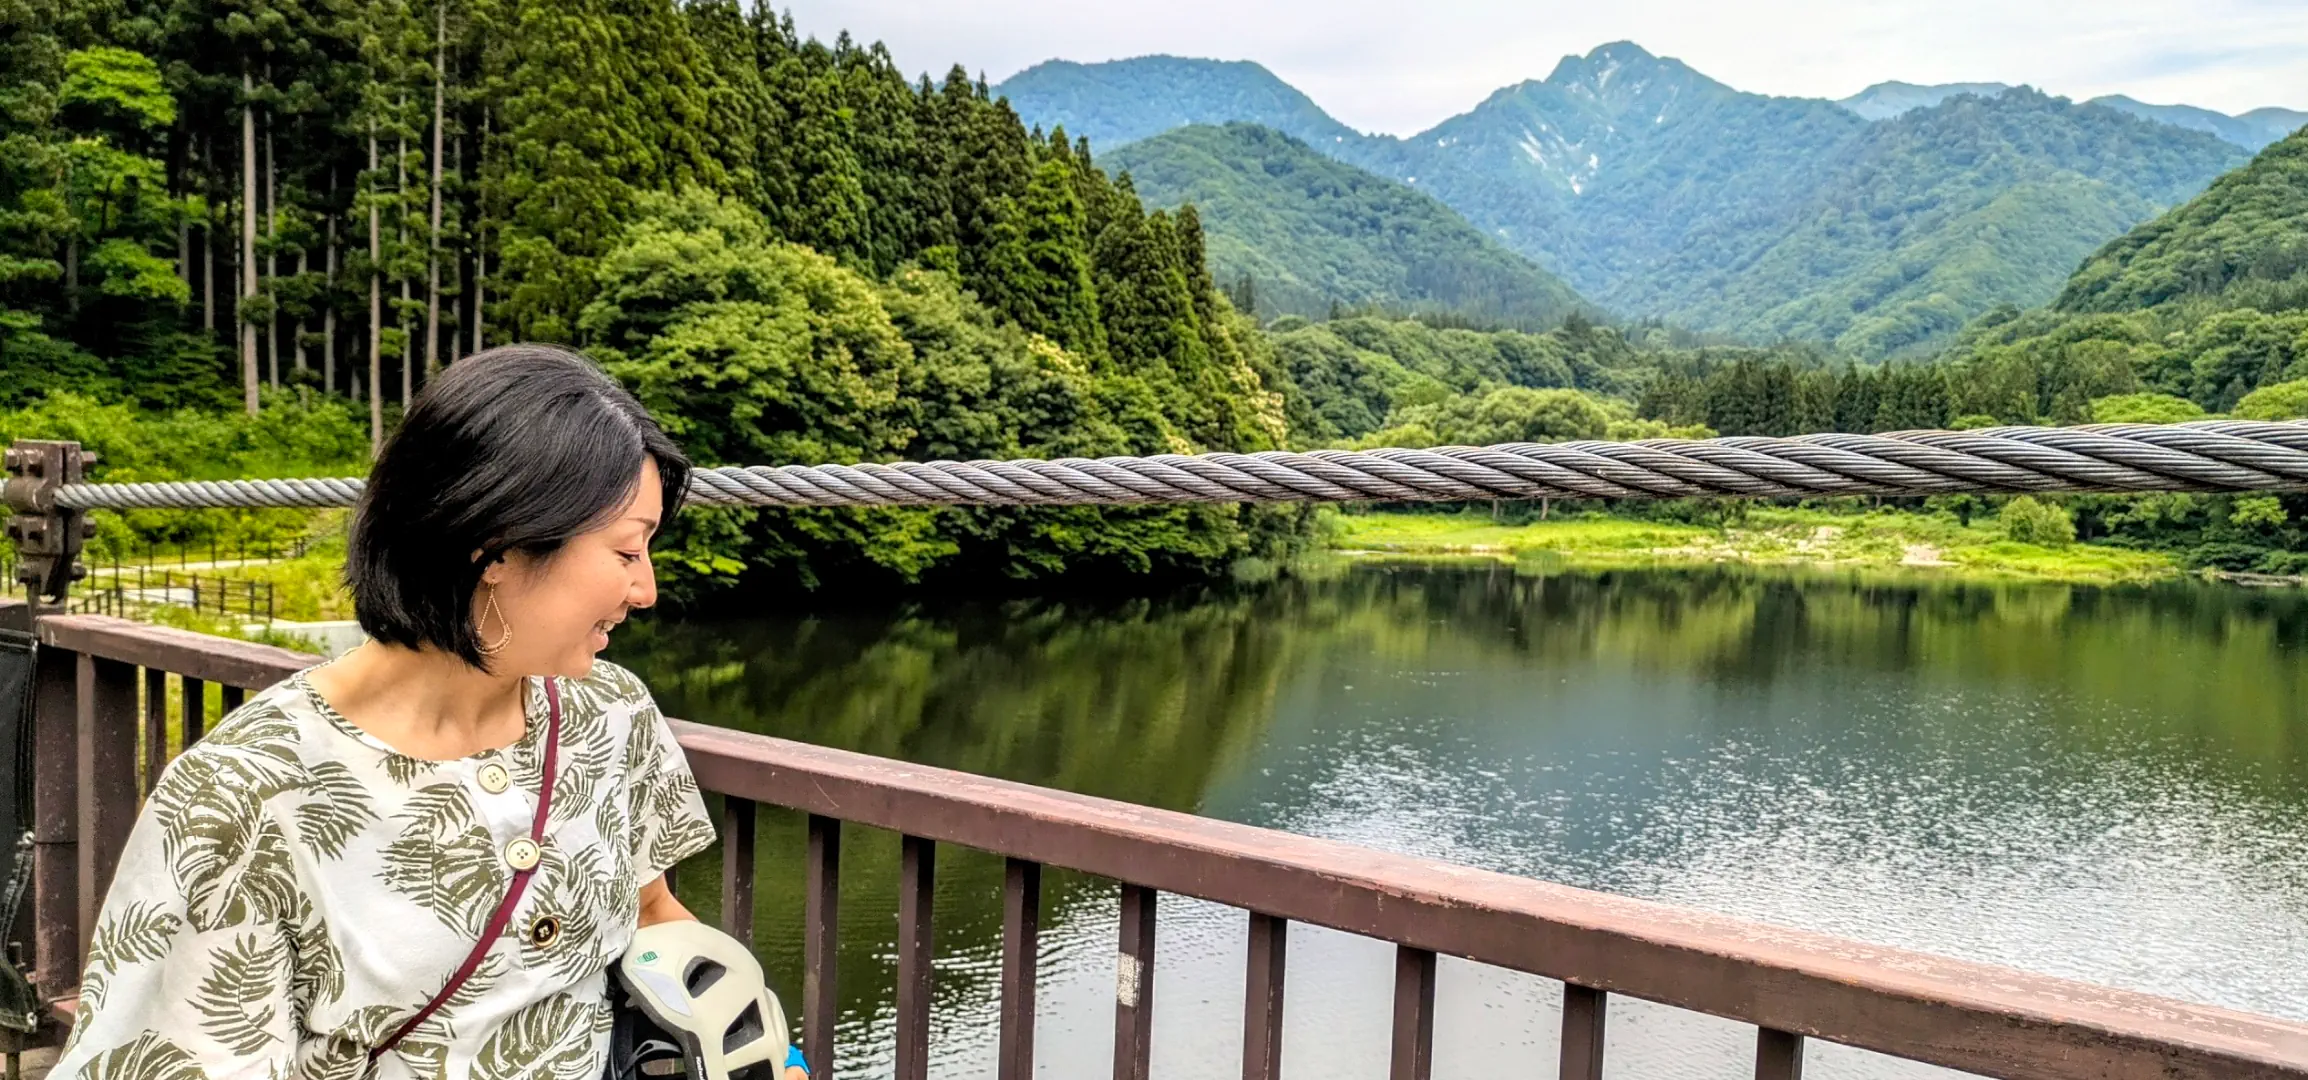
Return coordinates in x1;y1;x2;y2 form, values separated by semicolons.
2057;127;2308;316
0;388;368;557
1268;314;1673;443
58;47;175;131
2230;495;2288;531
582;189;1300;591
1;5;1315;594
1;34;203;410
1999;496;2076;546
1107;124;1587;328
981;155;1105;356
2090;392;2205;424
2235;378;2308;420
1357;386;1613;448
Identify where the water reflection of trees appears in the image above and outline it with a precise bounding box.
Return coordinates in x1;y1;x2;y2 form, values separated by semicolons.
1327;563;2308;775
611;589;1352;1045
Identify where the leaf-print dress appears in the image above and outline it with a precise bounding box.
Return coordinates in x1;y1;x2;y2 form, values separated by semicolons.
48;660;718;1080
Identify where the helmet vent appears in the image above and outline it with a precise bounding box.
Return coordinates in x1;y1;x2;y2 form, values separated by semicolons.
725;1000;766;1053
684;957;727;996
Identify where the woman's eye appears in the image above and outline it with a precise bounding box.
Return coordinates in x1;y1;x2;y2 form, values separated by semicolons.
619;551;644;564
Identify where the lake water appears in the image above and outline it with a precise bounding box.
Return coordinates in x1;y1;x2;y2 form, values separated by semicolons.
615;562;2308;1079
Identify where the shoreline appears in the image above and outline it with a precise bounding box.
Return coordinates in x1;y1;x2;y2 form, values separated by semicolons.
1321;509;2291;588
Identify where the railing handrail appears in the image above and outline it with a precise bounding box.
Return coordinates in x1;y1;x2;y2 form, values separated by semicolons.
25;611;2308;1079
679;721;2308;1080
34;613;312;690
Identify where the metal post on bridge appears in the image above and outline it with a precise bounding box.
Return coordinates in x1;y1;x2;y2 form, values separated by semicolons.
2;442;94;632
1;440;98;1060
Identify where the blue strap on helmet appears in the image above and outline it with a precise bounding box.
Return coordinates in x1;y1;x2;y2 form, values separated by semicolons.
786;1045;809;1075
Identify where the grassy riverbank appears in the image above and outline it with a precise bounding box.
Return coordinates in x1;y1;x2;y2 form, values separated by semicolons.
1326;508;2184;585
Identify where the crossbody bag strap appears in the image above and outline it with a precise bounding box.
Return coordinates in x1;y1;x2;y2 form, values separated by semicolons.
370;677;563;1064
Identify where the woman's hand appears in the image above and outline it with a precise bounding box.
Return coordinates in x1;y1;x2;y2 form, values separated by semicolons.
636;873;694;927
640;874;800;1080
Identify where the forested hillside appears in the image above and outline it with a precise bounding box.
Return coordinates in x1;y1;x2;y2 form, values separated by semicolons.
2054;129;2308;318
0;0;1311;591
1650;90;2248;356
1106;124;1587;328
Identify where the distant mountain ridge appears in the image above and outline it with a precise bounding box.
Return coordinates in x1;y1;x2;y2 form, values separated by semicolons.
1106;123;1588;327
1832;81;2305;151
2084;96;2307;152
1838;81;2012;121
997;56;1361;152
1000;44;2263;354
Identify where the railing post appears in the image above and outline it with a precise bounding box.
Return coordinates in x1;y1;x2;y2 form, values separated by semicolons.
1243;913;1287;1080
140;667;165;794
181;677;205;745
896;835;935;1080
75;653;136;965
1755;1028;1805;1080
718;796;755;947
998;858;1039;1080
1560;984;1608;1080
1113;884;1156;1080
802;815;839;1079
27;642;74;1005
1389;946;1435;1080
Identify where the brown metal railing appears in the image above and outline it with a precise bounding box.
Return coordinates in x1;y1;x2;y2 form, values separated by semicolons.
15;608;2308;1079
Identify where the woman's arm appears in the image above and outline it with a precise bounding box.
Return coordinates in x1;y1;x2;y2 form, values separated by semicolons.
637;872;694;926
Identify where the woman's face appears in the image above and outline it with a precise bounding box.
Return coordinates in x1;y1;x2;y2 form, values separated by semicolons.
479;459;663;679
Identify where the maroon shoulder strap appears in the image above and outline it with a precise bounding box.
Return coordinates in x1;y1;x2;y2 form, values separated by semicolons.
371;677;563;1063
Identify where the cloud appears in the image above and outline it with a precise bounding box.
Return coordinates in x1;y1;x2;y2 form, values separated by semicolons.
784;0;2308;135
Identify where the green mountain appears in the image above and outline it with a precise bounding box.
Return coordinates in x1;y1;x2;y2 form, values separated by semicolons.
2085;96;2307;152
2055;127;2308;316
1005;42;2256;356
1105;124;1587;327
995;56;1360;151
1656;89;2251;356
1839;81;2013;120
1936;128;2308;418
1350;42;1869;299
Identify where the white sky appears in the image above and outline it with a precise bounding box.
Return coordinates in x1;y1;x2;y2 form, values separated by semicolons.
791;0;2308;135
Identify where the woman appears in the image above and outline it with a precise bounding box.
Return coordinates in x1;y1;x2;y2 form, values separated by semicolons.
51;346;805;1079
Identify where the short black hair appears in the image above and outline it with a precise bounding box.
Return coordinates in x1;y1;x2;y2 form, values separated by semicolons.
346;344;690;670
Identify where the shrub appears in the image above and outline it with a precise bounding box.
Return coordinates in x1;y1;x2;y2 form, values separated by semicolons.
2000;496;2075;546
2234;379;2308;421
2088;393;2206;424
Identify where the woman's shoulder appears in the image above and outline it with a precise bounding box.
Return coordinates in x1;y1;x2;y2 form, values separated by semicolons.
565;659;654;709
151;677;319;812
184;676;317;765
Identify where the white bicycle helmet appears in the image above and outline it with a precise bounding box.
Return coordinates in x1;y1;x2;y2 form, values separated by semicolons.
614;921;794;1080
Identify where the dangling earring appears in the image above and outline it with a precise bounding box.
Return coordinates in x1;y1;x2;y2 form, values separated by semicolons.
476;583;513;656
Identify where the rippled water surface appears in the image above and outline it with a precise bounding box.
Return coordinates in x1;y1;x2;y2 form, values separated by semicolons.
617;564;2308;1079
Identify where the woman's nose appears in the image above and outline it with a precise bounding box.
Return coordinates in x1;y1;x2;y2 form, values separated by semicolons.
629;560;658;610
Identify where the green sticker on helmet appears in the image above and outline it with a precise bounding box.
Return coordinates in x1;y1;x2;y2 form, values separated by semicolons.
640;950;657;964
